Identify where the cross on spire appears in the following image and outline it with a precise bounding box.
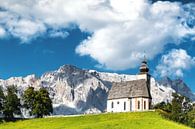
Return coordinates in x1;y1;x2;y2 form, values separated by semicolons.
143;51;147;62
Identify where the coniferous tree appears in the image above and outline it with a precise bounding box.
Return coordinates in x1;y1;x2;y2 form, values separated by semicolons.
154;93;195;128
171;93;192;124
187;104;195;128
171;93;183;122
0;86;5;114
3;85;21;121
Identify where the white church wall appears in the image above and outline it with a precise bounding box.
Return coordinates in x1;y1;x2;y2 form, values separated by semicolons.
132;97;150;111
107;97;151;113
107;98;130;112
131;98;136;111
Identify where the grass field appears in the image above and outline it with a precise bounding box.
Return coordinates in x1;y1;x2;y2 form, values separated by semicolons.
0;111;192;129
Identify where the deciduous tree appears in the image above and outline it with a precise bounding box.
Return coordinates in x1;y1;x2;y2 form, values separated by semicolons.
23;87;53;118
3;85;21;121
23;87;36;116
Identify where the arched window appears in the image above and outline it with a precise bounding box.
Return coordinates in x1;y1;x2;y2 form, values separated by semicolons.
124;102;126;110
111;102;114;108
138;101;140;110
130;99;132;111
144;101;146;110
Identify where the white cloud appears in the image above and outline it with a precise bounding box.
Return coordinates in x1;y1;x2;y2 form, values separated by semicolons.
6;19;46;42
0;26;6;38
48;30;69;39
0;0;194;70
155;49;195;77
76;1;195;70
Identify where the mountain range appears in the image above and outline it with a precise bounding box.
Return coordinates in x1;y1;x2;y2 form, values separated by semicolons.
0;65;194;116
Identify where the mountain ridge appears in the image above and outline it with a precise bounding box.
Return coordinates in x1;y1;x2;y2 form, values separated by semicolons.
0;64;194;116
158;76;195;100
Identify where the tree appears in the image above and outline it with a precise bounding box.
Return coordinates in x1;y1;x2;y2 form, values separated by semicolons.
171;93;192;124
23;87;53;118
154;102;172;113
23;87;36;116
0;86;5;114
187;109;195;128
171;93;183;122
3;85;21;121
33;88;53;118
154;101;172;119
154;93;194;128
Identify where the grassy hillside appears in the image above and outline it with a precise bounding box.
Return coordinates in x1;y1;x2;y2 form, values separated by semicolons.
0;112;192;129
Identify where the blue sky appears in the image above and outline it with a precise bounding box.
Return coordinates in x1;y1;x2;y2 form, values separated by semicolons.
0;0;194;91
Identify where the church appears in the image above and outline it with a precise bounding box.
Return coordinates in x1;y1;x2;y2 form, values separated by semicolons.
107;59;152;112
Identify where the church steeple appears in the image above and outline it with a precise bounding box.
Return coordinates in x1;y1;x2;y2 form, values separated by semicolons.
139;55;149;74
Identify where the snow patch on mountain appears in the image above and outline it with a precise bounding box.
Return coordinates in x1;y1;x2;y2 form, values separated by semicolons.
0;65;194;116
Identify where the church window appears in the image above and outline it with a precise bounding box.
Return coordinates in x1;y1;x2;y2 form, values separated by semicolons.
130;99;132;111
124;102;126;110
144;101;146;109
138;101;140;109
111;102;114;108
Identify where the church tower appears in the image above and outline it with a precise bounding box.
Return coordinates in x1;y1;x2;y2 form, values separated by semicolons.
138;55;152;109
138;55;151;85
139;56;149;75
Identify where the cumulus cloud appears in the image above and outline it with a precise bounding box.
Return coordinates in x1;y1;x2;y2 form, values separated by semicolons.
7;19;46;42
0;0;194;70
76;0;195;70
155;49;195;77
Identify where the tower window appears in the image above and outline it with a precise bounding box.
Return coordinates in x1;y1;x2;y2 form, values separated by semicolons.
117;101;119;104
124;102;126;110
111;102;114;108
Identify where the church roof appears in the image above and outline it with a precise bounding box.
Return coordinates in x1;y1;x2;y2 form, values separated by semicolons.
107;79;151;100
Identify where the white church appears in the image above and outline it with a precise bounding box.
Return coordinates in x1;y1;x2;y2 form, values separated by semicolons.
107;59;152;112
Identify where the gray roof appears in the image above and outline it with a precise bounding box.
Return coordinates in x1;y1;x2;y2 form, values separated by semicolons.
108;79;151;100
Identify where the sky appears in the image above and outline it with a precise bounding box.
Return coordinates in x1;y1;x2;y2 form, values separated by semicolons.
0;0;194;91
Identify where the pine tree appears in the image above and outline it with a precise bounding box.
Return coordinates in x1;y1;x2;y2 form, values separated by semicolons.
171;93;192;124
187;104;195;128
3;85;21;121
0;86;5;114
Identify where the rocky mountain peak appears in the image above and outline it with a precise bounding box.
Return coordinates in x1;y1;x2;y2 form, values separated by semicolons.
0;64;194;116
57;64;81;73
158;77;195;101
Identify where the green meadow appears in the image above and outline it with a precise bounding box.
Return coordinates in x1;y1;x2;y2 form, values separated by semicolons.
0;111;192;129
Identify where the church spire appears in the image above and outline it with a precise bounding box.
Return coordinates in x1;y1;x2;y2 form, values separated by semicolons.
139;54;149;74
